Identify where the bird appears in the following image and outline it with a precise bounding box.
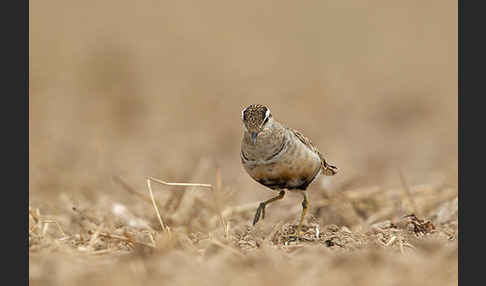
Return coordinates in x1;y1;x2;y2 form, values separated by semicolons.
240;104;337;237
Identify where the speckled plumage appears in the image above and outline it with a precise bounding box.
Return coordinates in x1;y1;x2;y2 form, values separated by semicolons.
241;104;270;132
240;104;337;234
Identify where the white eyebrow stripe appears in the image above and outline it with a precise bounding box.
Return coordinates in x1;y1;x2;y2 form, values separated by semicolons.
265;108;270;119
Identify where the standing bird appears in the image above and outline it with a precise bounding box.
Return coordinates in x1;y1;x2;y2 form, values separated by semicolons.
240;104;337;236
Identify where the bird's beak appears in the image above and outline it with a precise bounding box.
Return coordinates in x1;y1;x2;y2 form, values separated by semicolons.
251;132;258;144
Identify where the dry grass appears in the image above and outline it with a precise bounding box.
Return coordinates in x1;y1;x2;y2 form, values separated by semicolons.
30;0;457;285
29;173;458;286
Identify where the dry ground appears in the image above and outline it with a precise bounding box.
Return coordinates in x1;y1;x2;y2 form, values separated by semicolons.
30;1;457;285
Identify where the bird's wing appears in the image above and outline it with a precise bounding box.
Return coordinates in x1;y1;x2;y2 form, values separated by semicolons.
290;128;338;176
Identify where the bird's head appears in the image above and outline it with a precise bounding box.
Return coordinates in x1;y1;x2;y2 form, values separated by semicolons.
241;104;274;144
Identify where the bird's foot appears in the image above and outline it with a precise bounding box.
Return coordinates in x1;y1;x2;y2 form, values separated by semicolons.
296;225;304;238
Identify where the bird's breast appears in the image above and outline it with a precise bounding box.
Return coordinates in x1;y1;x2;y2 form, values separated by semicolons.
243;138;322;190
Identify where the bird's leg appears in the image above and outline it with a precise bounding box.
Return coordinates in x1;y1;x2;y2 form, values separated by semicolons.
253;190;285;226
296;191;309;237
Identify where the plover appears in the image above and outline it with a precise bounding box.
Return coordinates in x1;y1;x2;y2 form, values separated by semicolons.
240;104;337;236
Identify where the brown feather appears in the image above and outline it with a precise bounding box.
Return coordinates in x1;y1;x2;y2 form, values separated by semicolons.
289;128;338;176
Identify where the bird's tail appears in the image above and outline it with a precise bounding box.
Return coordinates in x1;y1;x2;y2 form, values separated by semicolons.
320;155;338;176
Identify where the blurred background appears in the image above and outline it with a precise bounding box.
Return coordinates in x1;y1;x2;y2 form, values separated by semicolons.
30;0;457;200
29;0;457;284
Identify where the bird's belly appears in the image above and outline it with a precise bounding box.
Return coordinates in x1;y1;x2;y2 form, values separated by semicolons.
244;153;321;190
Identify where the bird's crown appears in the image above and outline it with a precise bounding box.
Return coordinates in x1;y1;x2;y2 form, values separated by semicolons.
241;104;272;131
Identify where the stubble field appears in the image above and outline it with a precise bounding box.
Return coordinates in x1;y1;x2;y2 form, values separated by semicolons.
29;1;458;285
